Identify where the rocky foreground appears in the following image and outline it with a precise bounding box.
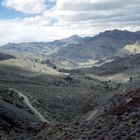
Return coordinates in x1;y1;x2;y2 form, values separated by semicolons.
0;87;140;140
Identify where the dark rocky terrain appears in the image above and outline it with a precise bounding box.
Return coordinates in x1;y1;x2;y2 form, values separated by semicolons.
1;75;140;140
56;88;140;140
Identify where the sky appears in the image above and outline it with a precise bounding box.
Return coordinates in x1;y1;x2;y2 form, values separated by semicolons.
0;0;140;45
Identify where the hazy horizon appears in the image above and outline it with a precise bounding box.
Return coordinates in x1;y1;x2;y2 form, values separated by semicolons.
0;29;139;46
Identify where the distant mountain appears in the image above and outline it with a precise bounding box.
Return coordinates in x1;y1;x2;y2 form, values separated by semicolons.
0;42;51;59
50;30;140;68
0;35;88;59
0;29;140;68
49;34;86;46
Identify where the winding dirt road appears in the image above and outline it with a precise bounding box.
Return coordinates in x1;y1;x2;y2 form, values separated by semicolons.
10;88;49;123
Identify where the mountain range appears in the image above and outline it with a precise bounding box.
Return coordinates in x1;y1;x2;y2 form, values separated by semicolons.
0;29;140;69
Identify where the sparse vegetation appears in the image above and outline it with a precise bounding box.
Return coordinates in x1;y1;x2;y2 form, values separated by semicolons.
0;30;140;139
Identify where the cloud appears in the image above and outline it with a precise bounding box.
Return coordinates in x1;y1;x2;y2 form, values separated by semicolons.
54;0;140;22
57;0;126;11
2;0;46;14
0;0;140;45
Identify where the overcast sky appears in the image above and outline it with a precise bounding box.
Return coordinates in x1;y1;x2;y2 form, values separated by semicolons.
0;0;140;45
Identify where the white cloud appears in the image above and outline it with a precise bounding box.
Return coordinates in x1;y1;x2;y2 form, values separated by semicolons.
2;0;46;14
0;0;140;45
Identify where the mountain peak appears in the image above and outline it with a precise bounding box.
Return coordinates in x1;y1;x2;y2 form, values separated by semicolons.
60;34;83;44
69;34;81;39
